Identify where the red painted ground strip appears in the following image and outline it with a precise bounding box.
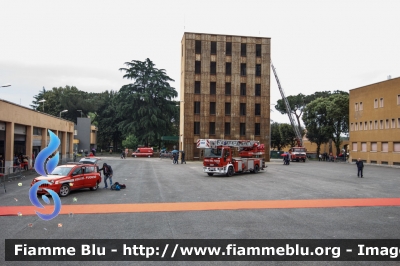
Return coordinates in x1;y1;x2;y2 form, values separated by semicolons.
1;198;400;216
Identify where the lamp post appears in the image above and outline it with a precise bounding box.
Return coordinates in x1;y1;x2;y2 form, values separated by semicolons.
77;110;83;118
38;99;46;112
59;110;68;117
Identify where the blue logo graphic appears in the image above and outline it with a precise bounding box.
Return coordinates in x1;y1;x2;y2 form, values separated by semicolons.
35;130;60;176
29;130;62;220
29;180;62;220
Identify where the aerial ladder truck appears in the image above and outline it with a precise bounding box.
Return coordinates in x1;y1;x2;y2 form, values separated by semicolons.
271;61;307;162
197;139;266;176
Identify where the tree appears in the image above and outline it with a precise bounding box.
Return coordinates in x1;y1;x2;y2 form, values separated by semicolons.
31;86;101;124
95;90;123;151
116;58;178;147
275;90;349;131
270;122;283;150
279;123;298;148
122;134;139;149
326;94;349;155
275;93;306;131
302;97;331;157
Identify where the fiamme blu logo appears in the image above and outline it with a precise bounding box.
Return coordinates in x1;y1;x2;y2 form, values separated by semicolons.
29;130;62;221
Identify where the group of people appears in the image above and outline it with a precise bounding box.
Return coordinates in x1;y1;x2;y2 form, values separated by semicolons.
318;152;348;162
172;151;186;164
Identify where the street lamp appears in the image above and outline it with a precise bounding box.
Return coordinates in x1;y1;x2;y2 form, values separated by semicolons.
59;109;68;117
1;84;11;88
38;99;46;111
77;110;83;117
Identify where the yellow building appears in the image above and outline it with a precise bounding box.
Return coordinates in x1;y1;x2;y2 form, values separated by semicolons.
0;99;74;173
349;77;400;165
180;32;271;161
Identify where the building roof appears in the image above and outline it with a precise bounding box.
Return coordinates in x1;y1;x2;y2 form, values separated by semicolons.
349;76;400;92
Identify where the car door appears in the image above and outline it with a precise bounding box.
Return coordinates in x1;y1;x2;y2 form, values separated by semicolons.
71;166;85;189
83;166;97;187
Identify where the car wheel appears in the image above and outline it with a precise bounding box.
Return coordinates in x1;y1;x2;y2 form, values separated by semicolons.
59;184;70;197
207;173;214;176
254;164;259;173
90;182;99;191
226;166;234;177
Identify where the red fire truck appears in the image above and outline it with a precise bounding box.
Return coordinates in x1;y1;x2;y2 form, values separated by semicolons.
197;139;266;177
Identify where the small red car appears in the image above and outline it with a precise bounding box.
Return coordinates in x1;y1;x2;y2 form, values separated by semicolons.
31;163;102;197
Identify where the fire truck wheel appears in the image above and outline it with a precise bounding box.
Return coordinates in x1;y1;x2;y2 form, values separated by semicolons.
254;164;259;173
207;173;214;176
226;166;234;177
134;155;137;158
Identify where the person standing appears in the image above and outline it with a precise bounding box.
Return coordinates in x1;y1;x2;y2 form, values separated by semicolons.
181;151;186;164
356;158;364;178
98;163;113;188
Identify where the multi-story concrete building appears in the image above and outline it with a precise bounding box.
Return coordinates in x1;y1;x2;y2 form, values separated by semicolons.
74;117;98;153
179;32;271;161
0;99;74;173
349;77;400;165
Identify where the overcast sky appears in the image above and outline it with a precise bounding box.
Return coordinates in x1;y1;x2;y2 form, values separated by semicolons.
1;0;399;124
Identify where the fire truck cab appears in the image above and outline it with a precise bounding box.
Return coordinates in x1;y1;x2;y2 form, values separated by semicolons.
289;147;307;162
197;139;265;177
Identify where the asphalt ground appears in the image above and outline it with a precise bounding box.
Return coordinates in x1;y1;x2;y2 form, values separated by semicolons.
0;156;399;266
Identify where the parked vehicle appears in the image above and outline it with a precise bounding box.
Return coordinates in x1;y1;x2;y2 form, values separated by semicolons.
132;147;153;158
160;151;174;159
31;162;102;197
197;139;265;177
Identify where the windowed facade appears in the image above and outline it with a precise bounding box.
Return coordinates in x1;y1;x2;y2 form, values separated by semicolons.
226;42;232;55
360;102;363;110
240;63;246;76
240;103;246;116
211;41;217;54
181;33;271;161
209;122;215;135
225;103;231;115
210;62;216;75
255;104;261;115
225;123;230;135
240;83;246;96
195;40;201;54
226;63;231;75
241;43;246;56
194;102;200;114
240;123;246;136
361;142;367;152
225;83;231;95
195;61;201;74
195;81;200;94
374;99;378;108
210;102;216;115
256;44;261;57
256;64;261;76
210;82;216;94
194;122;200;135
380;98;384;107
371;142;377;152
255;84;261;96
255;123;260;136
355;103;358;111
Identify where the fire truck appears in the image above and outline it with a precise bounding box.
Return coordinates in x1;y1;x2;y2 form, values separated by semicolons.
197;139;266;177
271;61;307;162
